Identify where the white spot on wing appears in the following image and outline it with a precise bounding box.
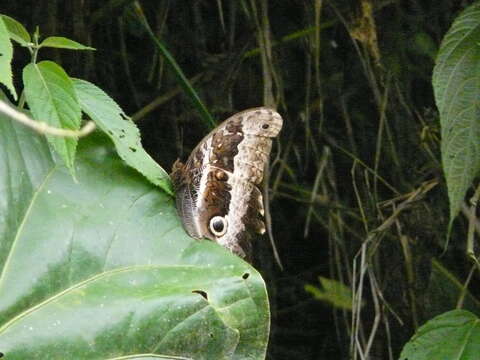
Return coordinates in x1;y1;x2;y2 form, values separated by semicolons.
195;137;213;231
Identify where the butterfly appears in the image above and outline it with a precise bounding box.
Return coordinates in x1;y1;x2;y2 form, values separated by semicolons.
171;107;283;261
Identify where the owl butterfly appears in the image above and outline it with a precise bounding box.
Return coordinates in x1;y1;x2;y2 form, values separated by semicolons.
171;107;283;262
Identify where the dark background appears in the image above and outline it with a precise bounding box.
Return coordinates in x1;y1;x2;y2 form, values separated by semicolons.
1;1;477;359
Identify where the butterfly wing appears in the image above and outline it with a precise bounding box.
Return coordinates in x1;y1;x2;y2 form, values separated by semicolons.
172;107;283;261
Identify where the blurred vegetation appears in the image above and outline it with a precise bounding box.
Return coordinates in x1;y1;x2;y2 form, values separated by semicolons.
2;0;478;359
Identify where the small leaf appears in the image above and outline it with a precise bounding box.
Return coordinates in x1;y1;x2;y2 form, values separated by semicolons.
0;15;30;45
39;36;95;51
0;16;17;100
399;310;480;360
305;276;353;310
432;2;480;225
72;78;173;195
412;32;437;60
23;60;81;172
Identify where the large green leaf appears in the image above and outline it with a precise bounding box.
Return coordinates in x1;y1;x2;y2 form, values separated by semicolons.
23;60;81;173
72;78;173;195
432;2;480;224
399;310;480;360
0;103;269;359
0;16;17;100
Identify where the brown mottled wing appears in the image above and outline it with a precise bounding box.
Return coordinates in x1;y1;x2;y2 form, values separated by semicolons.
172;107;283;261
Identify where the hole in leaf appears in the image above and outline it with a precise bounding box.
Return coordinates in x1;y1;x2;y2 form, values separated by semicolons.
242;273;250;280
209;333;214;338
129;147;137;152
0;352;4;357
192;290;208;300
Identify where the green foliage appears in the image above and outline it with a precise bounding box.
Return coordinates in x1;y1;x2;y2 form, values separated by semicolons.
305;277;354;310
399;3;480;356
0;13;172;194
23;60;82;172
39;36;96;50
73;78;173;194
432;2;480;226
0;14;269;359
0;16;17;99
0;14;30;45
399;310;480;360
3;2;480;359
0;103;270;359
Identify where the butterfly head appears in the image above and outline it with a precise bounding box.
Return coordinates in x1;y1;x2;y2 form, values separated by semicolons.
240;108;283;138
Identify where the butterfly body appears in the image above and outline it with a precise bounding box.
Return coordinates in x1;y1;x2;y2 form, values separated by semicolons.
171;107;283;260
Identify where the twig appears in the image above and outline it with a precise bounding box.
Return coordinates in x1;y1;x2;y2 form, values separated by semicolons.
263;162;284;271
131;73;203;122
399;234;418;329
0;100;96;138
363;269;381;358
466;184;480;259
304;147;330;237
456;263;477;309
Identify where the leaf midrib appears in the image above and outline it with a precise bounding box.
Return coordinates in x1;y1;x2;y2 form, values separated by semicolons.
0;264;240;335
0;164;57;289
